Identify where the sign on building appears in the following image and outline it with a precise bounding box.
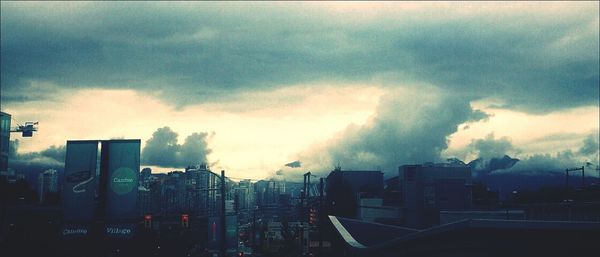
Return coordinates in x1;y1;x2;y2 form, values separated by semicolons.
63;140;99;223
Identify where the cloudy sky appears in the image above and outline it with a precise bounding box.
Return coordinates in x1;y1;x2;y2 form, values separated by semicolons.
2;2;598;180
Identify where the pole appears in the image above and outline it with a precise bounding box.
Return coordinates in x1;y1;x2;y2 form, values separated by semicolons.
319;178;324;257
581;166;585;188
220;170;226;257
252;207;256;252
307;172;311;198
301;173;306;256
566;167;585;189
302;174;307;208
306;172;311;223
565;169;569;189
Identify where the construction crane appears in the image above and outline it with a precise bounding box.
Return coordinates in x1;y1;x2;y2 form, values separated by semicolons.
10;121;38;137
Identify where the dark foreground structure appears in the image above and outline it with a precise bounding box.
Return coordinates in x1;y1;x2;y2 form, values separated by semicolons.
328;216;600;257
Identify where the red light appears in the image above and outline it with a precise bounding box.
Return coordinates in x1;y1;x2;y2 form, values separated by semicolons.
212;222;217;239
181;214;190;228
144;214;152;229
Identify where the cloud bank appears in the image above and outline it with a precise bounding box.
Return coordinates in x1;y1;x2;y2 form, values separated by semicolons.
463;131;599;178
141;126;212;168
1;2;598;113
296;86;488;176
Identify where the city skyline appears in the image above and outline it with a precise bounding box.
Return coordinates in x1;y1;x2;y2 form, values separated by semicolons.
1;2;599;180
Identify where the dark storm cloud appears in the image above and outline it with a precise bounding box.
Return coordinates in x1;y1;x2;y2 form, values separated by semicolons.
8;140;66;171
578;134;599;156
298;87;489;176
469;133;516;160
1;2;598;112
141;126;212;168
284;160;302;168
456;133;520;177
180;132;213;166
500;151;581;176
465;132;599;177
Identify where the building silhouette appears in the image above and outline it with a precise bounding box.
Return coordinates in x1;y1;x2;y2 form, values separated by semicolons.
325;167;384;219
0;111;11;175
399;162;472;229
37;169;58;203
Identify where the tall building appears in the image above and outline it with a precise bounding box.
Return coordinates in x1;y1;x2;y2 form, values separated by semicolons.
163;170;187;216
140;167;152;184
399;162;472;229
184;164;220;217
255;179;286;207
37;169;58;202
138;168;163;216
236;179;255;222
325;168;384;219
0;111;11;174
236;179;254;210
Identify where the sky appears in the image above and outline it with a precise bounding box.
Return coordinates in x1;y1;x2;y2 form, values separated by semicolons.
1;1;598;180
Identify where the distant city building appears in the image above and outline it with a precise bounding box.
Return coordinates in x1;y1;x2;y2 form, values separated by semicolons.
140;167;152;183
399;162;472;229
146;164;224;217
185;164;220;217
255;179;286;207
236;179;256;223
325;167;384;219
164;170;187;216
37;169;58;202
0;111;11;174
138;168;161;216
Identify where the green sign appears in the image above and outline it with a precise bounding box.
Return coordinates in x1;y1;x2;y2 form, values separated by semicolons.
110;167;136;195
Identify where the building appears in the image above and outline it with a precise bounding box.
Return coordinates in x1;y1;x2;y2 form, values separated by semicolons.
140;167;152;184
399;162;472;229
255;179;286;207
357;197;401;224
156;165;223;217
184;164;220;217
0;111;11;174
327;215;600;257
325;167;384;219
37;169;58;202
163;171;187;216
236;179;256;223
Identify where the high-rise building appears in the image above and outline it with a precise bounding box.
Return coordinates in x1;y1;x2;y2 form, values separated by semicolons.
255;179;286;207
163;170;187;216
0;111;11;174
235;179;255;222
184;164;220;217
37;169;58;202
